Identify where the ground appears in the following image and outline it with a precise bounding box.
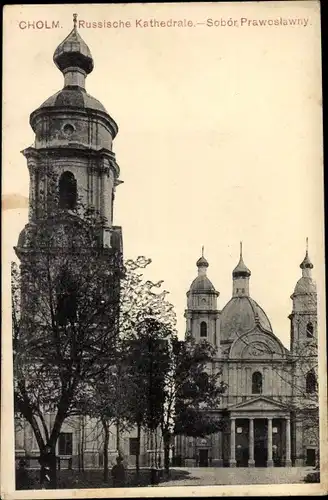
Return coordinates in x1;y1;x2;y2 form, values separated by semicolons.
158;467;315;486
17;466;315;489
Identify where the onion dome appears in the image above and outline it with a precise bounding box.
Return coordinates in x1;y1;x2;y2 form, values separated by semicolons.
53;14;93;76
196;255;209;269
220;296;273;342
233;242;251;278
300;251;313;270
293;238;316;295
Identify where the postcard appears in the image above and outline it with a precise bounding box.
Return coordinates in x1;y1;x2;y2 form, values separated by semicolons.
1;1;327;498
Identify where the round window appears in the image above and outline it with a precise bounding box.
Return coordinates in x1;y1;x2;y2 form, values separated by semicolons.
63;123;75;136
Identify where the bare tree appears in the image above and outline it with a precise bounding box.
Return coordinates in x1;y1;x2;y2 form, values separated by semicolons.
161;334;226;474
12;207;123;488
84;257;177;481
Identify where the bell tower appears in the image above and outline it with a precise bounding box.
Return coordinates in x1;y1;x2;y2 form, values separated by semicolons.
15;14;123;307
184;249;220;350
289;239;317;351
289;239;318;466
18;14;122;252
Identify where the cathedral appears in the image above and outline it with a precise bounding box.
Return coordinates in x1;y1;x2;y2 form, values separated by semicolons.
14;19;318;472
175;244;318;468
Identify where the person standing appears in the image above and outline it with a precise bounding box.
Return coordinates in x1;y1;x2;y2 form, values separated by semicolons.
111;456;126;487
16;459;31;490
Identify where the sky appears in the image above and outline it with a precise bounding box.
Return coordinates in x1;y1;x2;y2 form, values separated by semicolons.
2;2;325;348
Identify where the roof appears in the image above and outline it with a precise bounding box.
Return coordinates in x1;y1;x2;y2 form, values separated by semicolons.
294;276;317;294
220;296;273;341
189;274;217;293
39;88;108;114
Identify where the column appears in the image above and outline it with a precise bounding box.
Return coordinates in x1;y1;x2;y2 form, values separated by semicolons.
43;171;47;216
88;166;95;211
97;170;101;215
285;417;292;467
229;418;236;467
237;365;242;403
34;167;40;218
215;317;221;354
228;366;234;404
212;432;223;467
104;169;113;225
245;367;252;395
267;417;273;467
186;314;192;334
294;418;304;466
28;165;35;220
263;367;268;395
248;418;255;467
99;169;105;220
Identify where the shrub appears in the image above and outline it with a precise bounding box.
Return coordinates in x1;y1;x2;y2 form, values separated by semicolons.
304;471;320;483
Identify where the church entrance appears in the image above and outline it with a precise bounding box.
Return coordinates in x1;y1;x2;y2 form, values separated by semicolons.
229;415;292;468
254;419;268;467
199;449;209;467
306;449;316;466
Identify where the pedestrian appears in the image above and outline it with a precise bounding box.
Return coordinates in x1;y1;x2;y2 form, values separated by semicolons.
272;445;277;466
111;455;126;487
16;459;31;490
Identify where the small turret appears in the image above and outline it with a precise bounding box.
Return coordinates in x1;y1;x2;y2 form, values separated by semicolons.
292;238;317;301
289;238;317;351
185;248;220;347
232;242;251;297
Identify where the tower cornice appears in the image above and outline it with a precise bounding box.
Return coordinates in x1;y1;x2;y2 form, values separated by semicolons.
21;146;120;178
30;106;119;139
184;308;220;315
186;289;220;297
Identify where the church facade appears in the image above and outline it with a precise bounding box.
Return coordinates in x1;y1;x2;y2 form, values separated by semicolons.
176;246;319;468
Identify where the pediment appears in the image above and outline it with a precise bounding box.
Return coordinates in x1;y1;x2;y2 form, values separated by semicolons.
228;396;288;412
229;330;286;360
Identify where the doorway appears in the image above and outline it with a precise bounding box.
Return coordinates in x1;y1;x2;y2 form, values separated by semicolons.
254;443;268;467
199;449;209;467
254;419;268;467
306;449;316;466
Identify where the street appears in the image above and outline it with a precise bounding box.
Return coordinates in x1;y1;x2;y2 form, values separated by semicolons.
158;467;313;486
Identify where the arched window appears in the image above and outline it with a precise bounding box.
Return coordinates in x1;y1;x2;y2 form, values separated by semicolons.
200;321;207;337
306;370;317;394
252;371;263;394
306;322;314;338
59;171;77;209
